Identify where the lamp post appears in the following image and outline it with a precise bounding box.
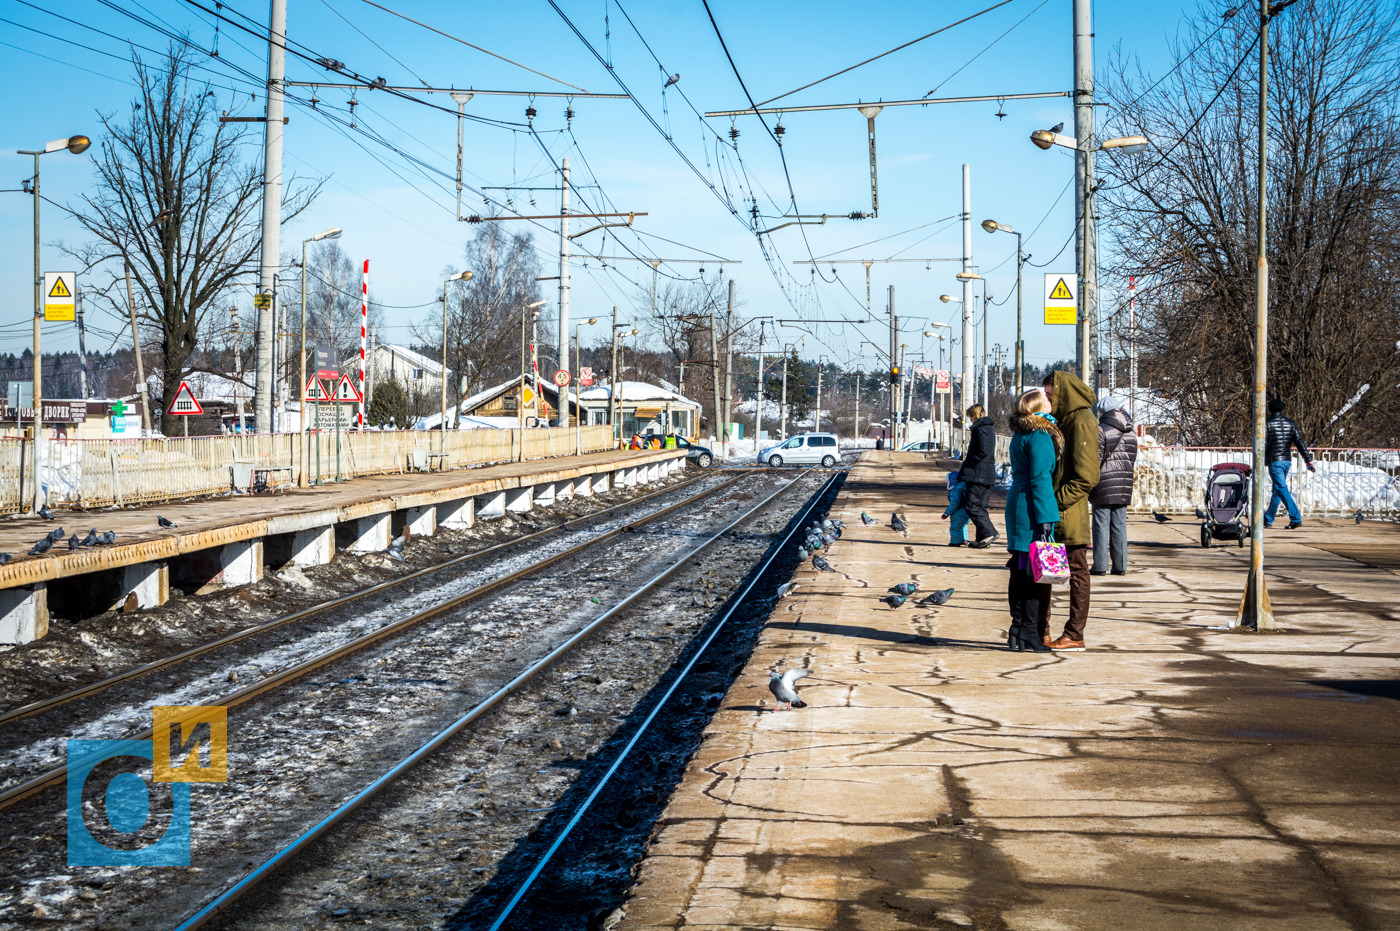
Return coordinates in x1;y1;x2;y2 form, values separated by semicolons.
17;133;90;514
298;227;341;486
981;219;1025;394
956;272;990;410
925;322;950;447
815;355;827;434
441;270;473;454
609;317;636;444
574;316;596;454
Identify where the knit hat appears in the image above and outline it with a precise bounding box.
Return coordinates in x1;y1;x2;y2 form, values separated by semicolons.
1268;398;1284;414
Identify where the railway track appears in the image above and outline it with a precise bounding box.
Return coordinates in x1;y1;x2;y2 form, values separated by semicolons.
0;470;748;810
169;468;835;931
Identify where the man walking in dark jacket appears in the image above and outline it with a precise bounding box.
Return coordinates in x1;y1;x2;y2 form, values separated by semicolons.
1264;398;1315;529
1090;396;1138;575
960;405;999;548
1043;371;1100;651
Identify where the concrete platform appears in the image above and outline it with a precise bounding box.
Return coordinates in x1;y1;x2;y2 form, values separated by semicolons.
0;447;686;643
620;450;1400;931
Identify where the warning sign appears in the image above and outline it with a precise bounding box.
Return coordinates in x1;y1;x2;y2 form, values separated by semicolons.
935;369;951;395
305;376;332;401
333;375;363;402
169;381;203;415
253;293;272;310
579;367;593;387
44;272;76;322
1044;273;1077;325
553;369;571;387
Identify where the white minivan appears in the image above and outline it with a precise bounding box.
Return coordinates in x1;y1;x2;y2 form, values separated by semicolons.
760;433;841;468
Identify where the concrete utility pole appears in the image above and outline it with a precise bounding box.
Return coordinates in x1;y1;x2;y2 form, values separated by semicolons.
854;369;861;442
755;321;765;441
888;285;898;445
1128;275;1138;424
255;0;287;434
709;308;722;444
558;158;571;428
76;287;89;399
961;165;974;413
124;260;151;432
1073;0;1098;389
723;279;735;451
780;350;789;440
814;359;823;434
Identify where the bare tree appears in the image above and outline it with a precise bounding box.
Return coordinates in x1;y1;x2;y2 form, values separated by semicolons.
1098;0;1400;446
64;45;318;435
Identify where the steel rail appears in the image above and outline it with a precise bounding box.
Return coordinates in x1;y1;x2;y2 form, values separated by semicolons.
488;469;843;929
0;472;752;811
170;469;820;931
0;471;719;728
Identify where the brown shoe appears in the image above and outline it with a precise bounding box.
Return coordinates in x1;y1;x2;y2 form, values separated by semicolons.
1042;634;1052;647
1049;636;1086;652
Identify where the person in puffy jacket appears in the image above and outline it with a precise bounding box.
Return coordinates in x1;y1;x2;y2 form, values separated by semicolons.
941;470;970;546
959;405;999;548
1089;396;1138;576
1264;398;1315;529
1003;388;1061;653
1041;370;1100;651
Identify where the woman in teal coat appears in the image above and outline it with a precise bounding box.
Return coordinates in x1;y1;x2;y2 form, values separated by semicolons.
1004;388;1063;652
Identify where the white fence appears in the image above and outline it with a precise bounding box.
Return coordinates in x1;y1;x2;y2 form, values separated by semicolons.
2;425;616;514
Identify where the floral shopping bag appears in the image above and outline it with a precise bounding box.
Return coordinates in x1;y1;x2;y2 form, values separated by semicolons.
1029;537;1071;585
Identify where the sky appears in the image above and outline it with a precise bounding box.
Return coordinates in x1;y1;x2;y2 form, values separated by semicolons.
0;0;1202;382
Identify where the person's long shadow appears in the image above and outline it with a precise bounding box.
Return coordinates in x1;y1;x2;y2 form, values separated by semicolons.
767;619;1004;651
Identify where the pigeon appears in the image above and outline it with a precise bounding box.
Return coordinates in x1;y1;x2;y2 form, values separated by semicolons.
29;537;53;556
38;505;54;521
1152;511;1171;523
919;588;955;606
0;553;12;565
95;531;116;546
882;593;908;608
1195;508;1210;520
386;535;406;562
68;534;81;550
80;529;98;547
797;547;810;561
1354;510;1365;524
776;582;798;600
861;511;877;525
768;668;811;711
48;527;65;542
1050;121;1065;134
812;555;835;572
891;512;908;533
157;516;177;529
663;73;680;89
889;582;919;597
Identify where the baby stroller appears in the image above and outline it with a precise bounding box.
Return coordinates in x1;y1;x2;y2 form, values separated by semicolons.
1199;462;1250;548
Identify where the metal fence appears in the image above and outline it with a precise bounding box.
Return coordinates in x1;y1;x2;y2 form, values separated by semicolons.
3;425;617;514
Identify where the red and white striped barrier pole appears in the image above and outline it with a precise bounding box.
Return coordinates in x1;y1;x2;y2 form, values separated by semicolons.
360;260;368;429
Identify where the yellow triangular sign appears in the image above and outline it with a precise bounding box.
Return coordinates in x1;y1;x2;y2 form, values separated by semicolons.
1049;278;1073;300
48;277;71;298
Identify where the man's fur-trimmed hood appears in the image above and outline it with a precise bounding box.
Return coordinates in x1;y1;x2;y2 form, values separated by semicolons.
1011;412;1064;455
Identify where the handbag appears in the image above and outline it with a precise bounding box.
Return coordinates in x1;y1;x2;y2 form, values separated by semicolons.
1029;530;1071;585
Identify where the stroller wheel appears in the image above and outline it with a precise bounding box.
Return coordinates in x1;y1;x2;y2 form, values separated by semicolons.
1200;523;1212;548
1237;524;1246;547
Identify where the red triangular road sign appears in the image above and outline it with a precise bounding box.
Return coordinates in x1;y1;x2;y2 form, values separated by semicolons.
169;381;203;415
334;374;363;402
305;376;333;401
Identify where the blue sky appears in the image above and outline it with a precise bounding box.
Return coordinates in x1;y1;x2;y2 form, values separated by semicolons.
1;0;1199;376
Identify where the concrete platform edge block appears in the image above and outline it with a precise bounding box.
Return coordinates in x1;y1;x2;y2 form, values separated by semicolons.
556;479;573;501
404;504;437;538
221;540;263;586
438;497;474;529
347;513;392;554
574;475;592;497
591;473;610;494
477;491;506;520
505;485;533;513
289;526;335;567
534;482;556;508
0;582;49;644
118;562;169;610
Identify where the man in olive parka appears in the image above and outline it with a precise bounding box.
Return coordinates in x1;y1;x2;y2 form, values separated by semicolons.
1042;370;1100;650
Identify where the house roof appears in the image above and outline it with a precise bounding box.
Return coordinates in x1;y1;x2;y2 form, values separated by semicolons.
374;343;451;378
576;381;696;405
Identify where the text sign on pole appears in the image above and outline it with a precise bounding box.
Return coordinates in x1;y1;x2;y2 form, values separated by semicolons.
315;346;339;379
44;272;76;322
935;370;951;394
1044;273;1077;325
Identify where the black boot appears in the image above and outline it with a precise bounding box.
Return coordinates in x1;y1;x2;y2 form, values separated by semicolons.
1018;589;1052;652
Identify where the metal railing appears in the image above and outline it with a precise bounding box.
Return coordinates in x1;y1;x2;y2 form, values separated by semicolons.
3;425;618;514
1131;447;1400;518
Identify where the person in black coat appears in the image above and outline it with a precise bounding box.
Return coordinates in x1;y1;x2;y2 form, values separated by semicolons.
1090;396;1138;575
1264;398;1314;529
959;405;999;548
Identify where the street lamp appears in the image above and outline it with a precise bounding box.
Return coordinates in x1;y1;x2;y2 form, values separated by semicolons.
573;316;596;454
956;272;991;411
981;219;1026;395
442;270;473;453
17;134;91;514
924;322;951;449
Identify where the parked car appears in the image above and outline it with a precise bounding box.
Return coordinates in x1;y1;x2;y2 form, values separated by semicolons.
671;435;714;468
899;440;938;452
759;433;841;468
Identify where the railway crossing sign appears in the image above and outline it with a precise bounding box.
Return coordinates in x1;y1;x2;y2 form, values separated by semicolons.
169;381;203;415
333;375;362;402
553;369;571;387
43;272;76;321
1044;273;1077;325
304;376;333;401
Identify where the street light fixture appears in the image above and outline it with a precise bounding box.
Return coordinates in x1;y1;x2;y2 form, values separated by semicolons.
981;218;1026;394
440;271;473;453
1029;130;1149;153
17;133;91;514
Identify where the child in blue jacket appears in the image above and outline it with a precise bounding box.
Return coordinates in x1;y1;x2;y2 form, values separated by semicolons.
942;470;970;546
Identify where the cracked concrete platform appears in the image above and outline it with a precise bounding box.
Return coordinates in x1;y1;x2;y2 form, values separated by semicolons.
617;450;1400;931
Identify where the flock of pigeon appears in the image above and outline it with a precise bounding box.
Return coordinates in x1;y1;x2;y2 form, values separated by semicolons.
11;508;182;561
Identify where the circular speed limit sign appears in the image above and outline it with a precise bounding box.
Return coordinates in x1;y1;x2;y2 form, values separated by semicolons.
553;369;571;387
